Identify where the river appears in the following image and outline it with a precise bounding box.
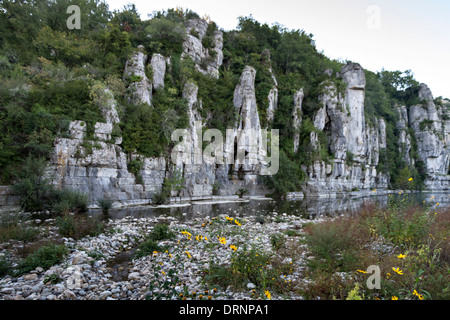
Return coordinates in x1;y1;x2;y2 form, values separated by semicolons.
90;191;450;221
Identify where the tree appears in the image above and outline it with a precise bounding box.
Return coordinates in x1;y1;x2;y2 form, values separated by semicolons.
12;156;56;212
145;17;186;56
261;150;304;198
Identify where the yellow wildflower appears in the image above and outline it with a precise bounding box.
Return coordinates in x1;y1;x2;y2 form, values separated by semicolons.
392;267;403;275
225;216;234;221
409;178;413;182
264;290;271;300
234;219;242;226
392;296;398;300
185;251;192;258
219;237;227;245
412;290;423;300
356;270;367;274
397;254;406;259
230;245;238;252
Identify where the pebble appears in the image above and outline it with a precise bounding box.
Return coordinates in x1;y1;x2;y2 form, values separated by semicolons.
99;290;111;300
23;274;38;281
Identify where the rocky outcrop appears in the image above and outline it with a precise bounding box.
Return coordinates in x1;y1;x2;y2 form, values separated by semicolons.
302;63;388;196
266;66;279;124
293;89;304;153
396;105;413;166
48;89;167;206
182;18;223;79
178;81;216;198
408;84;450;190
341;62;367;161
123;46;152;106
217;66;266;194
150;53;167;91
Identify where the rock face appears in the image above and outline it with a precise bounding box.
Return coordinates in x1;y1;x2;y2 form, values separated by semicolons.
48;91;166;206
301;63;389;196
266;67;279;124
38;53;449;207
293;89;304;153
341;63;367;161
396;105;413;166
46;63;272;207
123;46;152;106
226;66;265;186
177;81;216;198
150;53;166;91
182;18;223;79
408;84;450;190
123;47;168;105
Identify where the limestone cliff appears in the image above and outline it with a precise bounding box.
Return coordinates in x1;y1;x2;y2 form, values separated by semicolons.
42;35;449;206
301;63;389;196
182;18;223;79
407;84;450;190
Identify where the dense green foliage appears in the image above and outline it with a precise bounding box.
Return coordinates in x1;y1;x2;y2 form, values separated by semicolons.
14;243;69;276
0;1;436;196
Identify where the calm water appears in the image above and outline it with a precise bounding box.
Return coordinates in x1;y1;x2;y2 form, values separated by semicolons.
91;192;450;221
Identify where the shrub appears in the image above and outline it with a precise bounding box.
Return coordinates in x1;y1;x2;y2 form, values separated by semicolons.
304;218;366;272
369;194;434;247
96;198;114;214
12;156;56;212
0;215;39;251
150;223;175;241
261;150;304;198
134;239;163;259
270;233;285;251
15;243;68;275
236;188;248;198
206;244;287;292
55;214;106;240
151;188;170;205
51;188;88;215
0;254;13;277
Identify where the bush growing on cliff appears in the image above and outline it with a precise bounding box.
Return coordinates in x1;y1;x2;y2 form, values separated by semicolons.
261;150;304;198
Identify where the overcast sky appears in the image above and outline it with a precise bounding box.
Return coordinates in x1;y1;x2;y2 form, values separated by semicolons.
104;0;450;99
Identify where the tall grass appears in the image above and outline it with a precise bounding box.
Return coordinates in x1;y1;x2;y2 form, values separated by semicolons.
299;194;450;300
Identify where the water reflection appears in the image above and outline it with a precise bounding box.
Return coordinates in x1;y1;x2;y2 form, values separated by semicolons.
91;192;450;221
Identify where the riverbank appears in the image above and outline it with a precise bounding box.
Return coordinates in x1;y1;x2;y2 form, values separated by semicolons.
1;190;448;300
0;211;321;300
